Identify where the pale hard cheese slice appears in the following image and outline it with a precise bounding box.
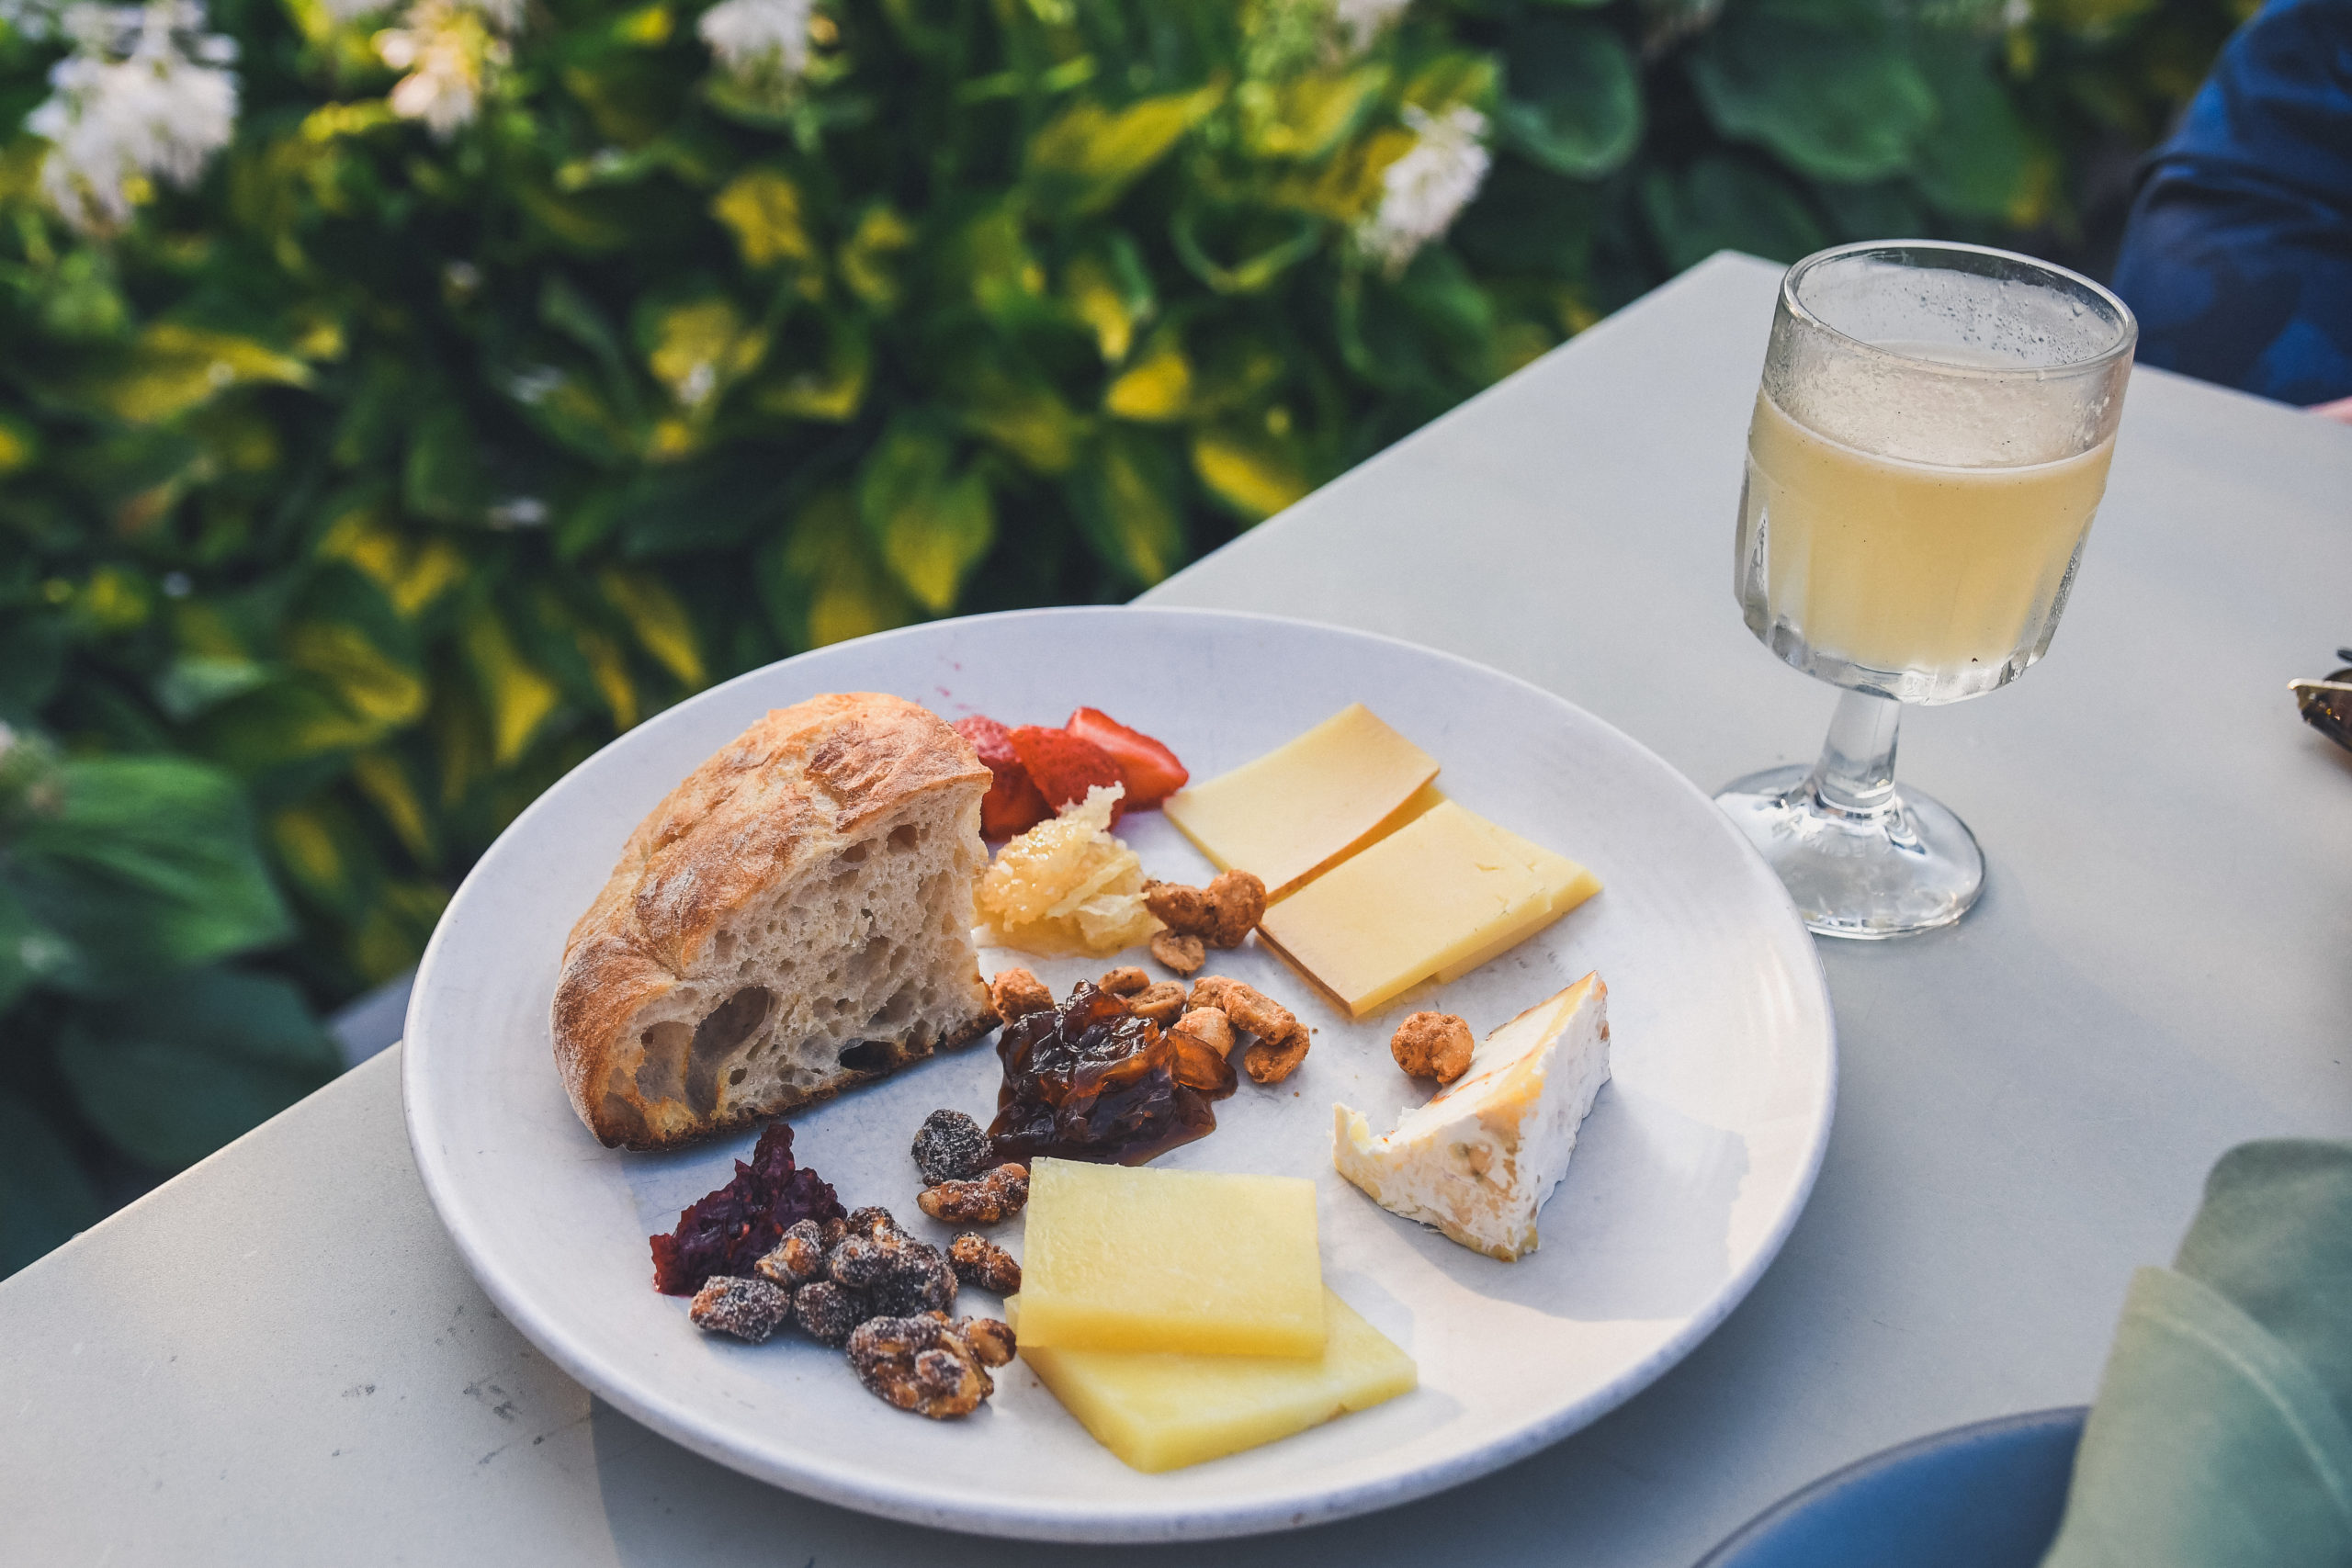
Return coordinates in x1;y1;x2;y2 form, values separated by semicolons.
1017;1159;1325;1358
1333;973;1610;1261
1012;1288;1416;1473
1162;705;1440;898
1256;799;1600;1017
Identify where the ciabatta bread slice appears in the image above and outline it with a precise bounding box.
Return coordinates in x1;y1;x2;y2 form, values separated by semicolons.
552;693;998;1149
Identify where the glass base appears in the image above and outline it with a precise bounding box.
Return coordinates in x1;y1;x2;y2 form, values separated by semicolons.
1715;763;1984;940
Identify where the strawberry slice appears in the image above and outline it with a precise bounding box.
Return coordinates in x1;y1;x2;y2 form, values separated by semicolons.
1066;707;1189;808
953;715;1053;839
1009;726;1125;824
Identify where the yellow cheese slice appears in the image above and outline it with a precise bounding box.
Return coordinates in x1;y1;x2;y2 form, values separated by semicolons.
1257;799;1600;1017
1012;1289;1417;1472
1162;705;1441;898
1016;1159;1326;1358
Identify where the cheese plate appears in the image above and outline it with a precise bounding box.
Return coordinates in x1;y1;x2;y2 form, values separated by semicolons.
401;606;1836;1541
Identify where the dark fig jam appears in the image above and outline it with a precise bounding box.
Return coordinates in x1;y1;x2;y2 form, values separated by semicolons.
650;1122;846;1295
989;981;1237;1166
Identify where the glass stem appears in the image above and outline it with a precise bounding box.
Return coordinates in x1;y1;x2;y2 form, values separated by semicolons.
1806;688;1902;821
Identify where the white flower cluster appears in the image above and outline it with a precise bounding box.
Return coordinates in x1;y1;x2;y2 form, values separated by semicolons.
1357;103;1490;276
1330;0;1410;56
373;0;521;139
697;0;816;84
18;0;237;233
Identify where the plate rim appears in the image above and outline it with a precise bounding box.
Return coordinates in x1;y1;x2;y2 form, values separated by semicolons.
401;604;1838;1541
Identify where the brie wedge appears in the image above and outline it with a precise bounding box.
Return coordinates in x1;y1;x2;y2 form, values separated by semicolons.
1332;974;1610;1261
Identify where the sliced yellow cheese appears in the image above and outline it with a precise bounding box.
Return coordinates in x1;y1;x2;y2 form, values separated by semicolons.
1163;705;1441;898
1013;1288;1417;1473
1257;799;1600;1017
1017;1159;1325;1358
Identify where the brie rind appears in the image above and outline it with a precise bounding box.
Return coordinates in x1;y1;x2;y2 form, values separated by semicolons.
1332;974;1610;1261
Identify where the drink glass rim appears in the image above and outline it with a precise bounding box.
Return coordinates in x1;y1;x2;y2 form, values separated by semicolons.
1781;239;2138;379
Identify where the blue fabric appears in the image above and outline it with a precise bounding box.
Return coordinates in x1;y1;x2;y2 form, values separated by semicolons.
2109;0;2352;407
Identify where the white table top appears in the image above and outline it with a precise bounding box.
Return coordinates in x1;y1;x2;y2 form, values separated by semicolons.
9;253;2349;1567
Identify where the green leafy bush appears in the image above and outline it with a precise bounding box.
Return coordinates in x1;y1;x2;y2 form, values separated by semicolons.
0;0;2242;1269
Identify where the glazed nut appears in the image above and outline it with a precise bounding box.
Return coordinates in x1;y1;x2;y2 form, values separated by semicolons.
988;966;1055;1022
956;1314;1017;1368
947;1232;1022;1294
1202;871;1267;948
1170;1006;1236;1059
688;1275;793;1342
911;1109;996;1187
1143;880;1213;936
753;1219;828;1286
1098;965;1150;996
1127;981;1187;1024
919;1162;1030;1224
1391;1011;1474;1083
792;1280;868;1346
1149;931;1205;976
1243;1022;1311;1085
846;1313;997;1419
1188;976;1296;1046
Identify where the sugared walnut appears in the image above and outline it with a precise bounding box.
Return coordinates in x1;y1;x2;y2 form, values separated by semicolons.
957;1314;1016;1368
1127;981;1187;1025
844;1205;901;1241
948;1232;1022;1294
846;1313;999;1419
911;1109;996;1187
1244;1023;1311;1085
818;1215;849;1250
988;966;1055;1022
753;1219;827;1286
1170;1006;1236;1059
1391;1011;1474;1082
1149;931;1205;976
792;1280;867;1345
1146;872;1267;948
920;1162;1030;1224
687;1276;792;1343
1097;965;1149;996
830;1224;958;1317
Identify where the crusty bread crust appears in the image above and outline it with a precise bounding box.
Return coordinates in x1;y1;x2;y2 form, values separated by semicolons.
551;693;999;1149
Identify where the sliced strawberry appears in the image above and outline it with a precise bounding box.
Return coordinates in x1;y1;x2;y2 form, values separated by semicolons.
1009;726;1125;823
953;715;1052;839
1066;707;1189;808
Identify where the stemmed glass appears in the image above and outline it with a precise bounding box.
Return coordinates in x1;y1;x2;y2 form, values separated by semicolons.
1717;242;2137;938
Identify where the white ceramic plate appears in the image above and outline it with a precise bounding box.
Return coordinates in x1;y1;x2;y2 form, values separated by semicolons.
403;606;1834;1542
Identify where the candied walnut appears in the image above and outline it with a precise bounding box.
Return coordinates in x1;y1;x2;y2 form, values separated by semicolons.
793;1280;868;1346
688;1276;793;1343
1244;1023;1311;1085
911;1109;996;1187
829;1225;957;1317
988;967;1056;1023
1097;965;1149;996
1127;981;1187;1025
989;982;1238;1166
846;1313;997;1419
920;1163;1030;1224
957;1314;1016;1368
1392;1011;1474;1083
1149;931;1205;976
818;1216;849;1250
844;1206;902;1241
1170;1006;1236;1060
948;1233;1022;1294
1188;976;1297;1045
1146;872;1266;948
753;1219;827;1286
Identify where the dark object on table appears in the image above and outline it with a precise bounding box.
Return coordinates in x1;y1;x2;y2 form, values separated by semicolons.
2109;0;2352;409
910;1109;997;1187
2291;649;2352;753
1694;1407;2086;1568
648;1123;846;1295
